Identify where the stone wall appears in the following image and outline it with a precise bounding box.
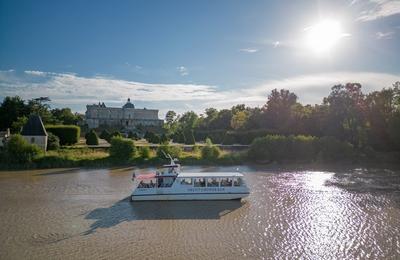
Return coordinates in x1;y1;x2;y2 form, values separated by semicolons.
22;135;47;151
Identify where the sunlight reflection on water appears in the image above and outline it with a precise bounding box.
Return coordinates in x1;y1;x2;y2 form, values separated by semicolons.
0;167;399;259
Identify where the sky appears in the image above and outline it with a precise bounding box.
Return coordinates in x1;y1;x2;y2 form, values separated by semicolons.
1;0;400;117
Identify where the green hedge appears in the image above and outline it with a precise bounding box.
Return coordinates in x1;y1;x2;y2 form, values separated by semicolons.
317;136;354;161
194;129;278;144
100;129;111;140
46;125;80;145
248;135;318;162
201;138;221;160
248;134;354;162
109;136;136;161
85;130;99;145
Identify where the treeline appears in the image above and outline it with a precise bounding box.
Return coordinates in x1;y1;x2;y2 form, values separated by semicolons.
0;96;83;132
165;82;400;152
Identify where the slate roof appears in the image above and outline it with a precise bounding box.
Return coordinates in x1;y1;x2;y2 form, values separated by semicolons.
122;98;135;109
21;115;48;136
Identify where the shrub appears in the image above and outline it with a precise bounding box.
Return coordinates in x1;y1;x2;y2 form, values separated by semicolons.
201;138;221;160
85;130;99;145
286;135;318;161
160;134;169;144
139;146;151;159
128;131;139;140
172;130;185;143
248;135;317;162
46;125;80;145
100;129;111;140
144;131;160;144
103;131;122;143
156;144;182;159
4;134;42;163
47;132;60;150
317;136;354;161
109;136;136;161
112;131;122;138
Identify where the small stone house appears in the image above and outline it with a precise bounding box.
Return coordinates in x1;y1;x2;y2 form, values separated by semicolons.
21;115;48;151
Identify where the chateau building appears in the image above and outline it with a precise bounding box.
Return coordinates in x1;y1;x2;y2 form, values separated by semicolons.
85;98;163;130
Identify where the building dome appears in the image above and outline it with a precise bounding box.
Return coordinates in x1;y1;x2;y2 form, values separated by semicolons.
122;98;135;109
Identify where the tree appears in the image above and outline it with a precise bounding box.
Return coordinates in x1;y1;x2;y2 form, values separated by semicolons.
184;129;196;144
26;98;54;124
51;108;79;125
209;109;232;130
11;116;28;133
179;111;199;129
231;111;249;130
165;110;177;124
160;133;169;144
262;89;298;132
323;83;367;147
0;96;27;131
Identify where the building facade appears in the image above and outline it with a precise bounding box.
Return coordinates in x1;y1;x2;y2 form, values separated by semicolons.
85;98;163;130
21;115;48;151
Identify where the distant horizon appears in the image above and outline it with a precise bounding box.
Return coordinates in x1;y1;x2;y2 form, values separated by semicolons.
1;69;399;118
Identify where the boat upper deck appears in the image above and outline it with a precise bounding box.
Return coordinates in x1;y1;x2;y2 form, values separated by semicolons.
177;172;244;178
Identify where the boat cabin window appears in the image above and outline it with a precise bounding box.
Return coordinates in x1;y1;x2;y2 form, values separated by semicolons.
220;178;233;187
158;177;175;188
193;178;206;187
207;178;219;187
180;178;192;185
138;179;156;188
233;177;243;186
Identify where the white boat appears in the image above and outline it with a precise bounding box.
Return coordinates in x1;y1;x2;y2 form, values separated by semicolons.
130;156;250;201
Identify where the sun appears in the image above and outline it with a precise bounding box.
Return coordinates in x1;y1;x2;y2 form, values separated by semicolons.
304;19;346;55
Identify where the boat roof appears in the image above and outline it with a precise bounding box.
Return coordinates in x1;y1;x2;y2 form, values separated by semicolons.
178;172;244;178
161;164;180;168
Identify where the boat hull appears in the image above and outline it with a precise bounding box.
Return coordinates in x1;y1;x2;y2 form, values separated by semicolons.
131;192;249;201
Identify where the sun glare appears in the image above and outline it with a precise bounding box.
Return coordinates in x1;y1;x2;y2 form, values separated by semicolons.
304;19;346;55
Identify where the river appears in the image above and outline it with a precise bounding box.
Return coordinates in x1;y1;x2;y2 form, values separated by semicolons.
0;166;399;259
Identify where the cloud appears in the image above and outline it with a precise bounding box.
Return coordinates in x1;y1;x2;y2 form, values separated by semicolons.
376;31;395;39
239;48;258;53
177;66;189;76
0;70;220;105
201;71;400;108
24;70;47;76
357;0;400;21
0;70;399;115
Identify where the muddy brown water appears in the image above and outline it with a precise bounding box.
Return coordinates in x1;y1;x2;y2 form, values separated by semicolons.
0;166;399;259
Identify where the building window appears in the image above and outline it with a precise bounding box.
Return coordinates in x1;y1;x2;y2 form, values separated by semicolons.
30;137;35;143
